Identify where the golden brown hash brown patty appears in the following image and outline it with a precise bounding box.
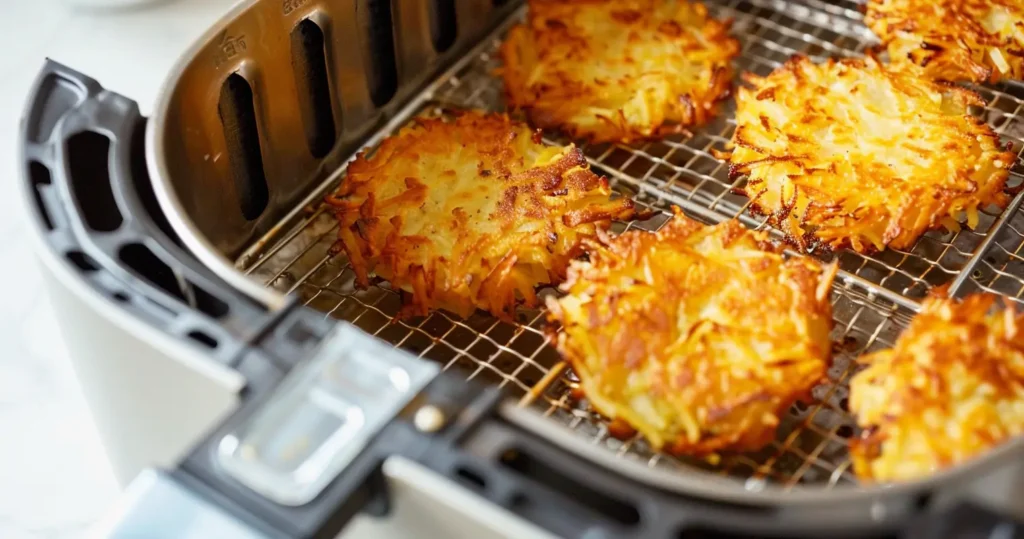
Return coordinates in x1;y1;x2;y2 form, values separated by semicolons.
849;293;1024;482
545;208;837;455
499;0;739;144
865;0;1024;83
324;110;636;321
726;55;1013;254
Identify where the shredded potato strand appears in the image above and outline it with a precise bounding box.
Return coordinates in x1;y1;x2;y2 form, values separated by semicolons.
727;55;1013;254
546;208;836;455
325;111;636;321
500;0;740;143
850;293;1024;482
866;0;1024;83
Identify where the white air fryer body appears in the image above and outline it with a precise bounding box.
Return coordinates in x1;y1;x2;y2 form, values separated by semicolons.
37;240;243;485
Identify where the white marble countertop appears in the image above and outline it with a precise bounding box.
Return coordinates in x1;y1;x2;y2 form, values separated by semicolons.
0;1;237;536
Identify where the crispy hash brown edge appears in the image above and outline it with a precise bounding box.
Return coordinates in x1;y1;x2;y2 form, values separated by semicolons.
865;0;1024;83
722;54;1015;255
498;0;740;144
324;110;638;322
849;292;1024;482
544;207;838;457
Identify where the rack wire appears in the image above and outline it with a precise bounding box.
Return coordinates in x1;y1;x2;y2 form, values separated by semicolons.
437;0;1024;305
242;0;1024;489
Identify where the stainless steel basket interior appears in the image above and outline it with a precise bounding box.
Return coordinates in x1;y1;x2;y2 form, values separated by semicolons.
240;0;1024;490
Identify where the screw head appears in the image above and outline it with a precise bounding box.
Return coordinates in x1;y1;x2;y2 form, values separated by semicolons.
414;405;446;433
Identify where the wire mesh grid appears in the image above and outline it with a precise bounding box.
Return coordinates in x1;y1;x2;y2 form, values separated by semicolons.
955;193;1024;302
241;0;1023;489
245;176;912;488
435;0;1024;304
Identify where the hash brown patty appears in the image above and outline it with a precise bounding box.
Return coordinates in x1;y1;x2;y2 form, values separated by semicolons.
865;0;1024;83
500;0;740;144
325;110;636;320
726;55;1013;254
545;208;837;455
849;293;1024;482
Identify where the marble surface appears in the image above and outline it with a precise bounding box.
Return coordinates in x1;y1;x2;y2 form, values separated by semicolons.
0;1;237;537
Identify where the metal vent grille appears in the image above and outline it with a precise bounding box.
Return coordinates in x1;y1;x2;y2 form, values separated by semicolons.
241;0;1024;489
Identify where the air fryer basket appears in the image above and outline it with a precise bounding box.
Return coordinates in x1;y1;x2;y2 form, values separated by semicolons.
149;0;1024;515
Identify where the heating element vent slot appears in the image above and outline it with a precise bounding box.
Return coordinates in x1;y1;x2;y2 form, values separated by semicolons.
291;19;337;158
363;0;399;106
218;74;270;221
67;131;123;232
429;0;458;53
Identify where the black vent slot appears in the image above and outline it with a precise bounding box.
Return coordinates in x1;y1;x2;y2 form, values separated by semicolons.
66;250;99;272
188;330;219;349
67;131;123;232
120;243;184;303
429;0;457;53
454;466;487;491
28;161;54;231
119;243;230;319
193;286;230;319
218;74;269;221
291;19;337;158
363;0;398;106
499;448;640;526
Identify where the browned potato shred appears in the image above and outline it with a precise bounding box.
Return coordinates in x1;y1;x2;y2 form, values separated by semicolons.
499;0;740;143
318;0;1024;486
325;111;636;321
546;208;837;455
866;0;1024;83
726;55;1013;254
850;293;1024;482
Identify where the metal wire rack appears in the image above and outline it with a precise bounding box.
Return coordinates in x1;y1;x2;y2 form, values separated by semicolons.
241;0;1024;489
435;0;1024;306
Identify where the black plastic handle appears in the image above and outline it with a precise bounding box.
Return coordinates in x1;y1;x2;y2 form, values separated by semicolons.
175;363;1024;539
20;59;292;369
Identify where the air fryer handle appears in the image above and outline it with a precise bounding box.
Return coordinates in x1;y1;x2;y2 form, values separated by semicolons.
20;59;293;369
124;352;1024;539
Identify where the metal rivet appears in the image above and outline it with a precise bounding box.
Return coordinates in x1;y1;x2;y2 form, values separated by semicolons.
414;405;446;433
870;501;886;521
743;477;767;492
